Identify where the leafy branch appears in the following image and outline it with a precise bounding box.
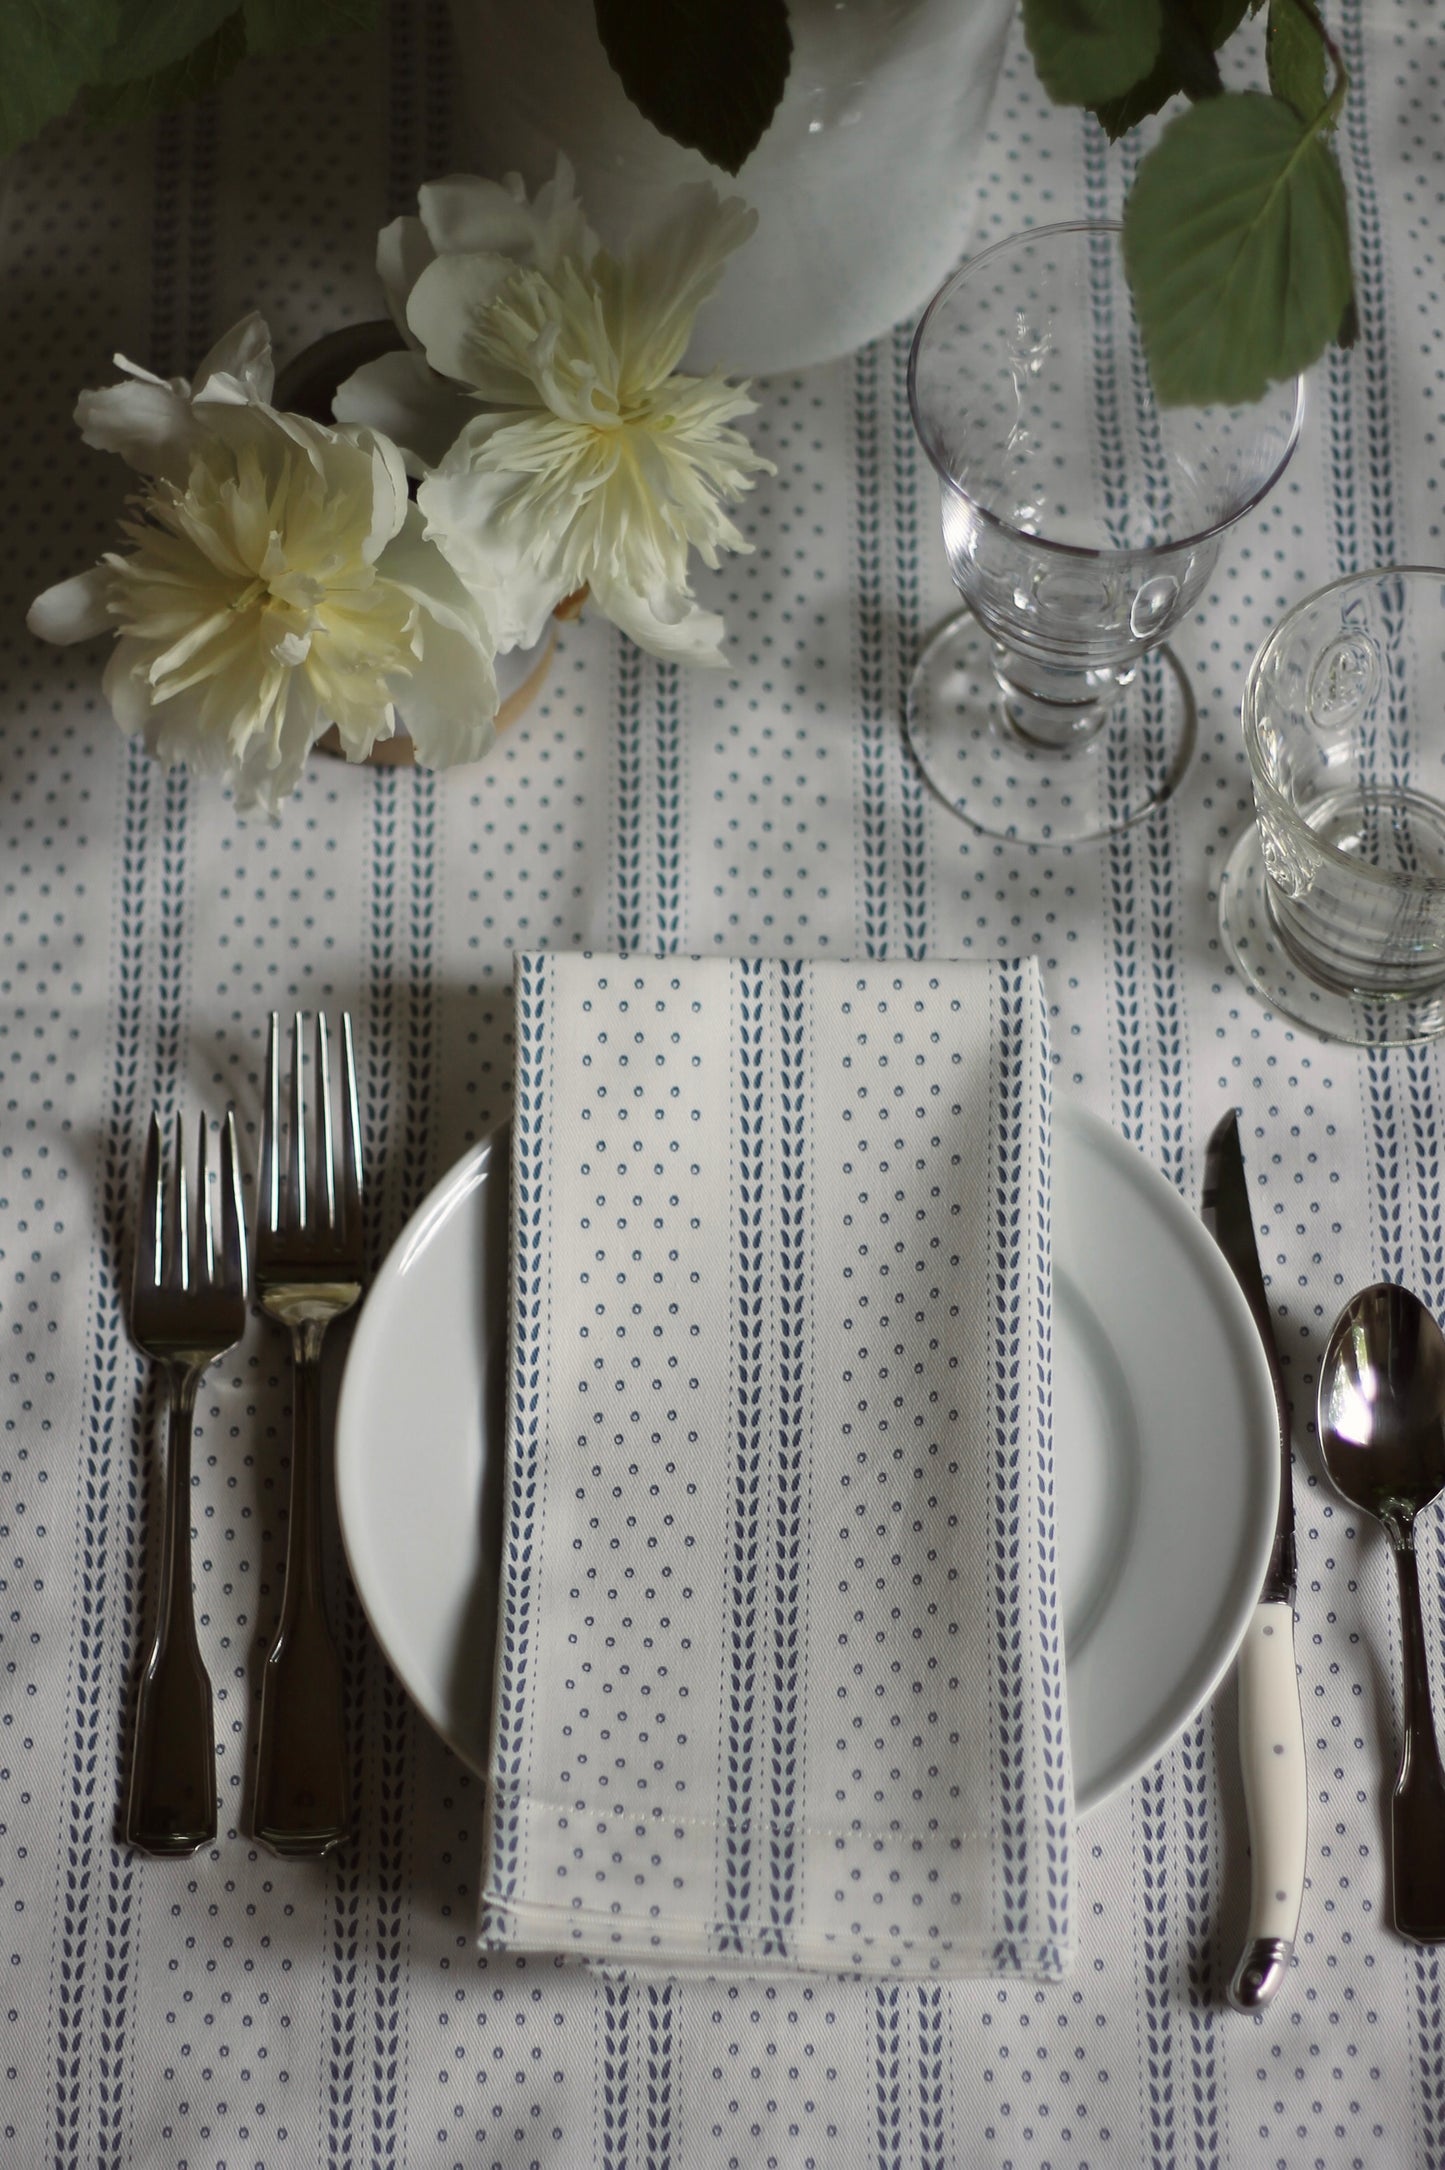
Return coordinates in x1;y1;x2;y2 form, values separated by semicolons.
0;0;379;157
1023;0;1354;404
2;0;1354;410
600;0;1353;408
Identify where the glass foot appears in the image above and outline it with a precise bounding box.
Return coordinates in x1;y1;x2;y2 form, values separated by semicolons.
904;609;1196;847
1219;825;1445;1046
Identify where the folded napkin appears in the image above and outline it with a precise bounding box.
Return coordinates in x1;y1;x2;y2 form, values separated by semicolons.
480;952;1073;1978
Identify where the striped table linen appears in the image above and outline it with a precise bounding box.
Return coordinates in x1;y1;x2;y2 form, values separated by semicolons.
479;949;1073;1979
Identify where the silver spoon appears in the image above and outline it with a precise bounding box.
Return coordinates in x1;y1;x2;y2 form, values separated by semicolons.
1318;1282;1445;1943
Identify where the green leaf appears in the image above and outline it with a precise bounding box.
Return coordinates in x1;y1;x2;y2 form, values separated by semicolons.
1093;0;1251;140
91;0;239;84
84;10;247;129
1266;0;1329;123
1023;0;1162;109
242;0;380;56
1124;90;1353;406
0;0;122;156
593;0;792;176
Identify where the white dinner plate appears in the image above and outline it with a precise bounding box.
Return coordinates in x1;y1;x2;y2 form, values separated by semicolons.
335;1102;1278;1816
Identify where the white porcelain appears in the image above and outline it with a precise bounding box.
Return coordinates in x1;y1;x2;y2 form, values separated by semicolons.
447;0;1016;376
336;1100;1279;1815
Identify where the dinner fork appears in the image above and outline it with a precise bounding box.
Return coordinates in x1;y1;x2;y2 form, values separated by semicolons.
252;1011;364;1856
126;1108;247;1855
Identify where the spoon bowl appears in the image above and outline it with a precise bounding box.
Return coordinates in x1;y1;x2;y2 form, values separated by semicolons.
1319;1283;1445;1532
1318;1282;1445;1943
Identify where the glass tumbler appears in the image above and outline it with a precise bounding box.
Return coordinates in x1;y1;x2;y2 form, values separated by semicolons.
1220;567;1445;1045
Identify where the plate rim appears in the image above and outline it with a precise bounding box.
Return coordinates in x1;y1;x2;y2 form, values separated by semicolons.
335;1100;1279;1816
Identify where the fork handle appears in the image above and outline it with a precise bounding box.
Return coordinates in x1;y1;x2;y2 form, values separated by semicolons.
126;1368;217;1855
253;1321;349;1857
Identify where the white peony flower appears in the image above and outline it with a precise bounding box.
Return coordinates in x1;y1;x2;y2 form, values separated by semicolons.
339;161;773;668
333;160;594;473
28;315;500;814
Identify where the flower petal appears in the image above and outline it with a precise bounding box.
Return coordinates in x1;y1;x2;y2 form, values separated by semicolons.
418;453;564;652
391;612;500;769
77;376;204;485
377;215;436;338
191;312;276;406
612;186;757;387
418;157;592;273
589;565;730;667
407;251;532;396
27;566;114;644
379;502;497;646
332;350;476;473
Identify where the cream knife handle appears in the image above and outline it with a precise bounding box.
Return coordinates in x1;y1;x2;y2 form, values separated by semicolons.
1228;1599;1307;2010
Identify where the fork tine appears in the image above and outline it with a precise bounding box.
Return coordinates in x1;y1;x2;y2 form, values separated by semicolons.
339;1012;363;1250
261;1012;281;1239
314;1012;336;1234
165;1113;190;1294
288;1012;307;1236
135;1110;164;1303
219;1106;247;1299
197;1114;215;1288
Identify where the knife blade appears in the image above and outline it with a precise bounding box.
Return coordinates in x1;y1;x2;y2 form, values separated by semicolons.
1201;1107;1307;2012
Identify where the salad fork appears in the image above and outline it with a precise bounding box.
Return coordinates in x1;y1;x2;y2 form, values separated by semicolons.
127;1108;247;1855
252;1011;364;1856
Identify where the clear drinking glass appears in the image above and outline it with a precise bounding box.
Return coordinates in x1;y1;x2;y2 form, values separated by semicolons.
1220;566;1445;1046
907;222;1305;846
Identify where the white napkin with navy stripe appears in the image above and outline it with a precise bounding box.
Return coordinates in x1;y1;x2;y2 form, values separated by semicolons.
480;952;1073;1978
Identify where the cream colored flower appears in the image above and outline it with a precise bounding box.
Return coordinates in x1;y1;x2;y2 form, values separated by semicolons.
341;163;773;667
28;315;499;814
333;160;593;472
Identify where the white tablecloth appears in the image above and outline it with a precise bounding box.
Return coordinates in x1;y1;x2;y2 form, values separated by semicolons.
3;3;1444;2164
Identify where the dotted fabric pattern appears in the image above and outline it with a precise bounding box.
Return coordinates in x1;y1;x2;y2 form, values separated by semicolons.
0;0;1444;2165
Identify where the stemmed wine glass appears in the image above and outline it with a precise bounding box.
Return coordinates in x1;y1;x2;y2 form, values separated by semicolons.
906;222;1305;847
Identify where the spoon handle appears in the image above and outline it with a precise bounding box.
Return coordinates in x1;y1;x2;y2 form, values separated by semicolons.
1390;1537;1445;1943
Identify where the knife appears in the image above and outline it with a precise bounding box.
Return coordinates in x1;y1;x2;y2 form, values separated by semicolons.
1201;1108;1307;2012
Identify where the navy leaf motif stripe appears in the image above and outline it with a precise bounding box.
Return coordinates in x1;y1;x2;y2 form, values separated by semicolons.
649;657;683;2111
615;639;646;953
367;764;440;2166
601;1975;632;2170
851;339;890;958
916;1984;948;2170
764;958;808;1954
326;753;406;2167
1335;1;1445;2149
873;1983;905;2170
887;318;930;960
1135;1763;1178;2169
643;1981;676;2170
988;961;1032;1968
65;105;207;2170
721;957;767;1950
1029;994;1071;1974
1114;118;1219;2130
656;659;683;951
1084;115;1213;2154
349;33;448;2153
55;739;153;2170
486;948;549;1921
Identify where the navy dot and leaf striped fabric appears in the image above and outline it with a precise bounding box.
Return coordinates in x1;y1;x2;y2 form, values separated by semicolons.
9;0;1445;2160
479;951;1072;1979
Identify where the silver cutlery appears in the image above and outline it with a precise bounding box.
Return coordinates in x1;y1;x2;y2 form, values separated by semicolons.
252;1011;364;1857
126;1109;247;1855
1318;1283;1445;1943
1202;1108;1307;2009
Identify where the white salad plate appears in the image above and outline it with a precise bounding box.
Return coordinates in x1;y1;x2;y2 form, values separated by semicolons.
335;1101;1278;1816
